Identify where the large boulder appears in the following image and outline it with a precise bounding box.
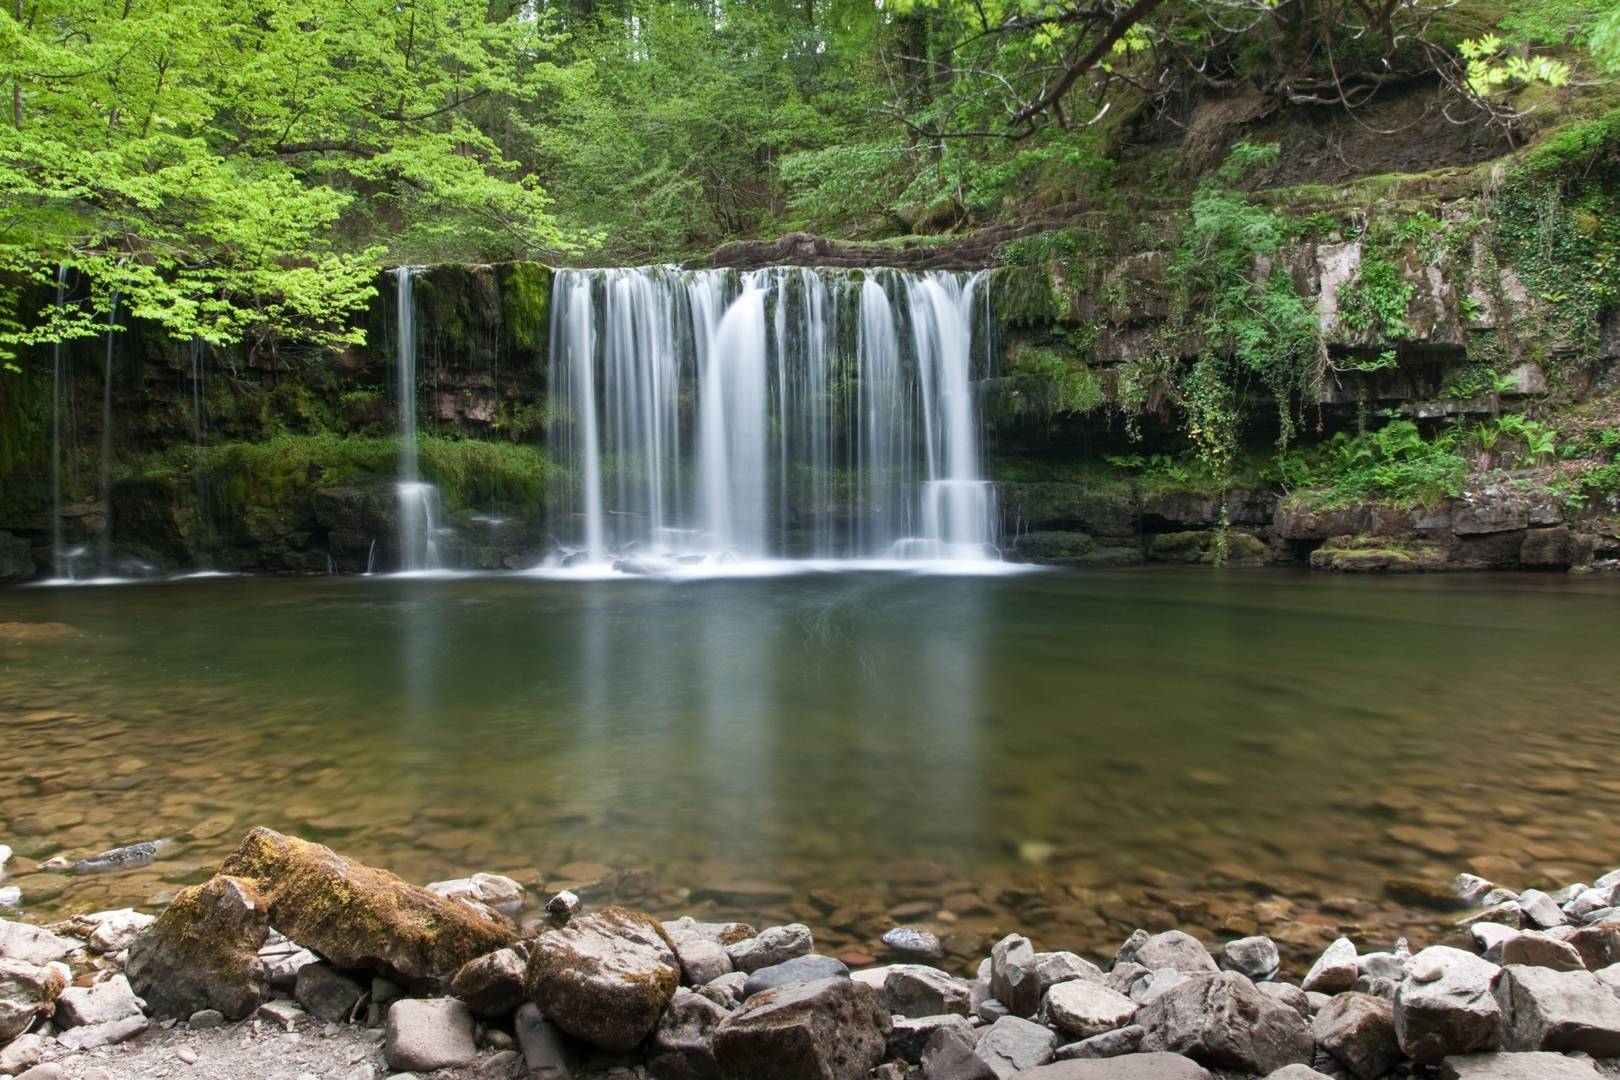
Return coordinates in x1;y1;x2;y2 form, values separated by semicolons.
524;906;680;1051
712;977;889;1080
1494;965;1620;1055
1137;971;1313;1074
126;874;269;1019
0;957;69;1043
648;986;729;1080
1312;992;1399;1079
1395;946;1503;1064
218;827;514;986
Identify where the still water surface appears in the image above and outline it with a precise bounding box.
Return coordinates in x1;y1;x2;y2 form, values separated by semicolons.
3;568;1618;966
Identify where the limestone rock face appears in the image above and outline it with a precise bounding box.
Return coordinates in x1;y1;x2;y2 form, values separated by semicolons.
711;977;890;1080
1137;971;1314;1075
0;957;69;1043
1312;992;1399;1080
1493;965;1620;1056
524;906;681;1051
126;874;270;1019
1394;946;1502;1064
218;827;514;986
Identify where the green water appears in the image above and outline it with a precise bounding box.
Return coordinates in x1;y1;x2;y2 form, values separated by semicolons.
3;568;1618;966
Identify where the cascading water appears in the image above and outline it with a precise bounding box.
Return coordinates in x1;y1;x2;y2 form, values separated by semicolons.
547;266;998;567
393;267;443;572
97;292;120;577
49;265;70;579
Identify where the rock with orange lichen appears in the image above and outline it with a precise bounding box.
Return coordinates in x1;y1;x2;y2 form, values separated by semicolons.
217;827;514;988
126;874;270;1019
524;906;680;1051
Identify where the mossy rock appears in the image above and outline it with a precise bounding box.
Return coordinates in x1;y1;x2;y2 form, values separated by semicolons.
126;874;269;1019
218;827;515;988
524;906;680;1051
1011;530;1143;568
1309;534;1449;573
1148;530;1267;566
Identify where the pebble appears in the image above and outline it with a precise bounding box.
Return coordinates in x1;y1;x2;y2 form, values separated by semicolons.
177;1045;199;1064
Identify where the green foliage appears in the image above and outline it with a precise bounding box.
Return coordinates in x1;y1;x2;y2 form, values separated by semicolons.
1338;253;1415;340
1006;345;1105;418
1304;421;1470;508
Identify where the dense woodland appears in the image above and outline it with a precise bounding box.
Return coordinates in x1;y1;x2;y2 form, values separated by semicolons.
1;0;1617;358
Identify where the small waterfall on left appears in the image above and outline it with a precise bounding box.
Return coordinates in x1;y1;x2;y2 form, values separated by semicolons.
393;267;443;571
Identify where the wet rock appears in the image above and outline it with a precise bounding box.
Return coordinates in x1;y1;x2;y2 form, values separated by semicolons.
1438;1051;1602;1078
1563;887;1614;921
54;1012;148;1050
648;987;728;1080
1359;940;1412;982
884;926;945;961
1221;937;1280;981
1554;925;1620;970
70;909;155;954
71;840;159;875
991;934;1042;1017
1006;1056;1213;1079
1494;964;1620;1055
55;973;142;1028
663;919;735;986
1042;980;1137;1039
0;920;80;966
451;947;527;1018
0;1032;48;1075
885;963;972;1018
296;962;366;1023
726;924;813;974
514;1001;574;1079
743;954;848;998
1118;930;1216;975
1302;938;1359;994
0;887;18;909
1257;981;1311;1021
546;890;581;922
1483;931;1584;971
426;873;526;918
1034;952;1104;997
384;998;479;1072
1312;992;1399;1079
1137;971;1314;1074
1454;875;1497;903
1053;1024;1143;1060
711;976;889;1080
218;828;514;987
1394;945;1503;1064
698;971;749;1010
524;906;680;1051
126;873;269;1019
0;957;69;1042
889;1013;973;1063
1517;891;1567;930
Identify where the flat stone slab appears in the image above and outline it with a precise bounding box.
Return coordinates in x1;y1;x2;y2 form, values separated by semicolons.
1010;1051;1214;1078
1439;1051;1602;1079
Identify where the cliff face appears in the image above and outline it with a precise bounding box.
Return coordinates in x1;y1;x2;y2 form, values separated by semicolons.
2;143;1619;581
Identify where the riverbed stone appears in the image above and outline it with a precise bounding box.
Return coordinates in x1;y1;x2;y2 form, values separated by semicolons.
1438;1051;1603;1079
524;906;680;1051
0;1032;47;1074
425;872;525;917
698;971;749;1010
514;1001;574;1079
976;1015;1059;1076
711;976;889;1080
69;908;155;954
726;923;813;974
886;963;972;1018
294;961;366;1023
1120;930;1217;975
1493;964;1620;1055
1484;931;1585;971
1517;891;1567;930
1221;937;1280;981
126;873;269;1019
54;1012;148;1050
0;921;80;966
648;986;728;1080
1005;1056;1213;1079
890;1013;973;1062
384;998;479;1072
1042;979;1136;1039
741;954;847;1000
1312;991;1399;1079
1035;953;1104;997
1555;925;1620;970
1257;981;1311;1020
54;972;142;1028
991;934;1042;1017
1053;1024;1143;1060
884;926;945;961
1394;945;1503;1063
450;946;526;1018
0;957;69;1043
1138;971;1313;1074
218;827;514;987
1301;937;1358;993
664;927;733;986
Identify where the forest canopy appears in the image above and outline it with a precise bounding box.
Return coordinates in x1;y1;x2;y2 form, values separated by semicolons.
1;0;1617;360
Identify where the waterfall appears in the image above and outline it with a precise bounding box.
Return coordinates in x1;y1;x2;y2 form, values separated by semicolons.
546;266;997;566
393;267;442;572
189;339;212;569
97;292;119;577
49;265;69;579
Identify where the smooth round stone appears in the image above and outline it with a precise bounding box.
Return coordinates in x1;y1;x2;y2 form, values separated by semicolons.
882;926;945;961
741;954;850;999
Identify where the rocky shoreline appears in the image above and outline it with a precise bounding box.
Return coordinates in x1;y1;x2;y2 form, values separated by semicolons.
3;830;1620;1080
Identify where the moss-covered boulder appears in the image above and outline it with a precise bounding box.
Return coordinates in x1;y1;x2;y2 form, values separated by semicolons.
1309;535;1450;573
1149;530;1268;566
126;874;269;1019
523;906;680;1052
218;827;515;988
1011;530;1143;568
